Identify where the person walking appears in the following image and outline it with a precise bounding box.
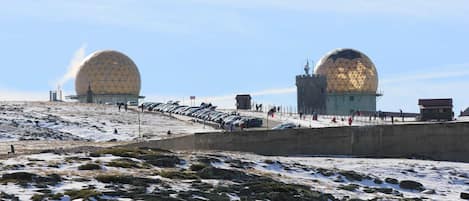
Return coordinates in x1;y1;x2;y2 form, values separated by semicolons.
118;103;121;112
348;117;353;126
400;109;404;122
124;104;128;112
9;145;15;155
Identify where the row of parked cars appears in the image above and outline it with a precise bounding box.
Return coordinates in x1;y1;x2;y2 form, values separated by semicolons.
140;102;263;129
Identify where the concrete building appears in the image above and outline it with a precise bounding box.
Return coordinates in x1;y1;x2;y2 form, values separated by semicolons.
461;107;469;116
235;94;252;110
68;50;144;104
418;98;454;121
296;61;327;114
49;88;63;102
296;48;381;115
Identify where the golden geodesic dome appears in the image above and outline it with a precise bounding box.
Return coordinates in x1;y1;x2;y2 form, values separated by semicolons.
75;50;141;96
314;48;378;94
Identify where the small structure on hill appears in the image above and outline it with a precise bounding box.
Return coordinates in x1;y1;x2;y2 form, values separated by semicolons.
418;98;453;121
49;86;63;102
461;107;469;116
236;94;252;110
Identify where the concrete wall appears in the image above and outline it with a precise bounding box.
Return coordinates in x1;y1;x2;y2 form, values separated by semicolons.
130;122;469;162
326;93;376;115
78;94;139;104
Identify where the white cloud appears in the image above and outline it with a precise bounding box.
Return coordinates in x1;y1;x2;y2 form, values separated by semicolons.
56;44;87;87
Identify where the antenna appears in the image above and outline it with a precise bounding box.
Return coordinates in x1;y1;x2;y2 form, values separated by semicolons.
304;59;310;75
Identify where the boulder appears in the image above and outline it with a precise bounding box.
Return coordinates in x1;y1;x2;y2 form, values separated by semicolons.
399;180;424;191
385;177;399;184
461;192;469;200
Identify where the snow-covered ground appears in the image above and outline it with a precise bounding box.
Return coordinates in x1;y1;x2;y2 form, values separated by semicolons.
219;152;469;201
0;102;218;142
0;149;468;200
1;102;468;200
236;110;469;128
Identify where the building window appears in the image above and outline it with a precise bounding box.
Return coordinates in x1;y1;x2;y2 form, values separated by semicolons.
350;96;354;101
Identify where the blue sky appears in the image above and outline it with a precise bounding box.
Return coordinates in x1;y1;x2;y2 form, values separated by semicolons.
0;0;468;112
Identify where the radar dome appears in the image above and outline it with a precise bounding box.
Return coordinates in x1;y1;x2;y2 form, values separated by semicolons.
75;50;141;96
314;48;378;94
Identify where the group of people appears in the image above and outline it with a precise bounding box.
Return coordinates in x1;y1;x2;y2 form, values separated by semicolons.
254;104;263;112
331;116;354;126
117;103;128;112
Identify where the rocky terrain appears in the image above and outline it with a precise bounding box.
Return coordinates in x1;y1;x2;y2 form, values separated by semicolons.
0;146;468;200
0;102;468;200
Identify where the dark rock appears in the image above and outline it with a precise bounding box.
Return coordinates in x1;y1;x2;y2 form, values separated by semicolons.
227;159;255;169
95;175;159;187
0;192;19;200
197;156;222;164
399;180;424;191
89;152;101;157
375;188;393;194
159;171;199;180
65;156;92;162
338;184;359;191
264;159;276;164
1;172;62;186
461;192;469;200
385;177;399;184
197;167;258;182
316;168;334;177
139;155;182;168
363;187;376;193
373;178;383;184
235;179;336;201
78;163;101;170
190;163;209;171
333;176;345;183
338;170;364;181
2;172;37;182
363;187;393;194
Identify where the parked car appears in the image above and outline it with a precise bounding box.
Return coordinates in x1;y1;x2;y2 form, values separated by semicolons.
127;101;138;106
242;117;263;128
223;116;242;128
272;122;297;130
